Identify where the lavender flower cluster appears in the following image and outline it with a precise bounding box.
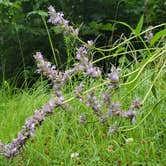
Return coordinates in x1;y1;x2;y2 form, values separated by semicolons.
48;5;78;37
0;99;56;158
144;26;153;43
0;5;142;159
84;89;141;126
79;68;142;132
0;6;103;158
75;44;101;77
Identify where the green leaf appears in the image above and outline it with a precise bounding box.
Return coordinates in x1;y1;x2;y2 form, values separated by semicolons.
151;86;157;99
150;29;166;46
112;20;135;34
135;15;144;35
27;10;48;18
100;23;113;31
89;21;98;28
125;54;153;91
37;11;48;17
50;27;62;34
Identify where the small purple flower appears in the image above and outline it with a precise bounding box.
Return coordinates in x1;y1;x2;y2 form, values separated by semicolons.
123;109;137;124
75;82;84;102
76;44;101;78
107;109;113;117
107;70;119;84
33;110;45;122
101;92;111;108
108;122;118;135
144;26;153;43
111;102;120;111
87;91;103;116
99;114;109;123
132;97;142;109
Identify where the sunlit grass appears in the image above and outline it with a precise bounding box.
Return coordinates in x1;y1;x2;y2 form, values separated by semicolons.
0;65;165;165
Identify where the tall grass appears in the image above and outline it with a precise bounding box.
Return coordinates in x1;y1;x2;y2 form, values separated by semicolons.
0;66;165;165
0;6;166;166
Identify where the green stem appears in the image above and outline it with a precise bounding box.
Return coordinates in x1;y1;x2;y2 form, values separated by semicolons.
93;48;156;64
142;62;166;104
120;49;166;86
63;48;165;104
76;23;166;52
41;16;60;66
120;95;166;132
15;23;27;88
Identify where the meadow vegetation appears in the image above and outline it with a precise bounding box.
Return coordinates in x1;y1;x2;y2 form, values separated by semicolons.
0;2;166;166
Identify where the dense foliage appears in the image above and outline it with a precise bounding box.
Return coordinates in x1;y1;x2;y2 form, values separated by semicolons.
0;0;165;85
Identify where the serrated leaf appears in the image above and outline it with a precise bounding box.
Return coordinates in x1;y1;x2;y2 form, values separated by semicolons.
150;29;166;46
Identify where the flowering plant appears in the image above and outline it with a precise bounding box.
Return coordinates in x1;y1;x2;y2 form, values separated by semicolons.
0;6;141;158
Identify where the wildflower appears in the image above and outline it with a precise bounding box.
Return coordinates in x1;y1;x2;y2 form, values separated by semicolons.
34;52;68;107
48;5;78;37
0;97;59;158
125;138;134;144
144;26;153;43
107;145;114;153
132;97;142;109
34;110;45;122
123;109;137;124
99;113;110;123
33;52;57;80
107;109;113;117
74;82;84;102
76;45;101;78
70;152;79;160
87;91;103;116
101;92;111;108
108;122;118;135
0;4;143;159
111;102;120;111
107;67;119;84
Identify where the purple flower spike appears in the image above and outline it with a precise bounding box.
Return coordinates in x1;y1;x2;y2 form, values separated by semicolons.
87;91;103;116
107;67;120;84
108;122;118;135
76;44;101;78
48;5;79;37
0;4;143;159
